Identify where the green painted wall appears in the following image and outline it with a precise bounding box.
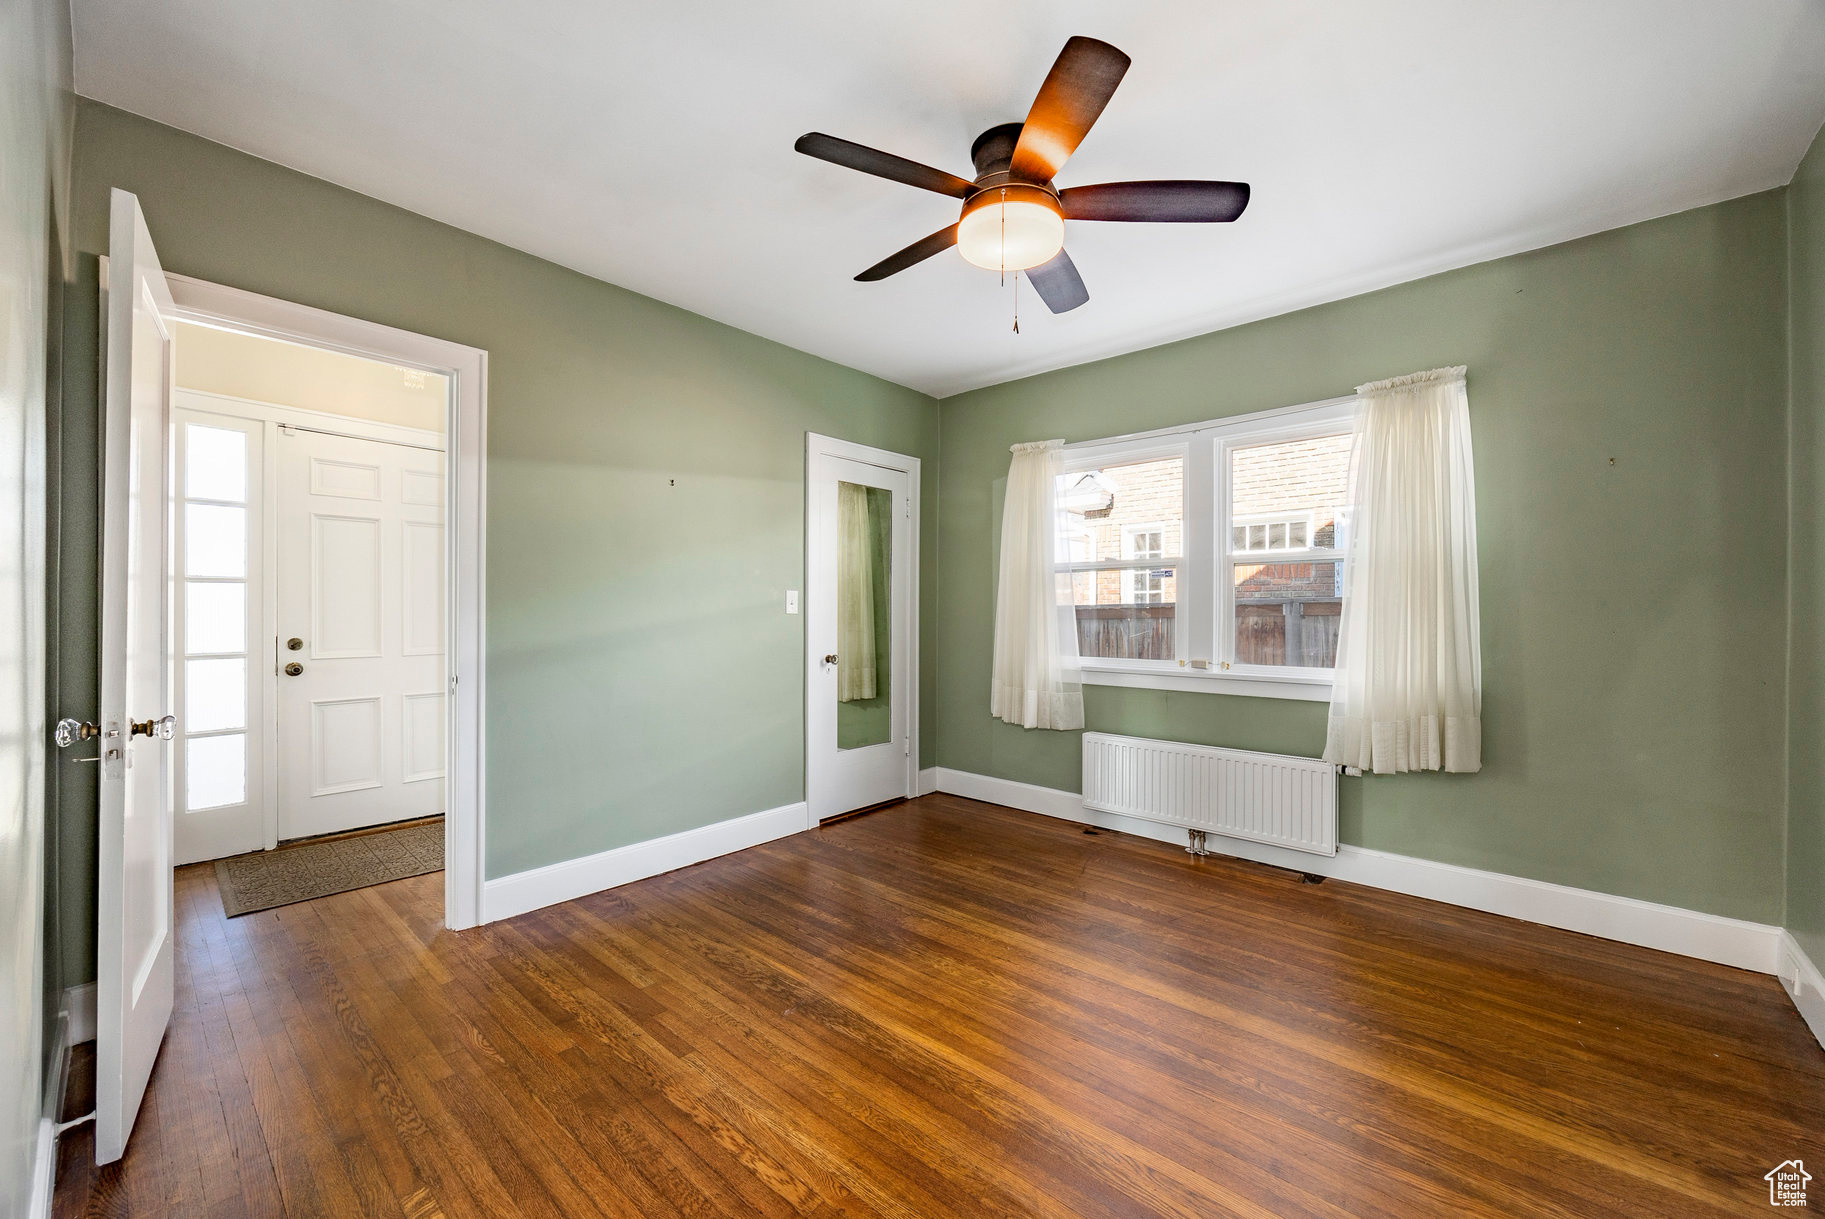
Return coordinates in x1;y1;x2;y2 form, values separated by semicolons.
2;0;71;1209
55;102;941;985
1789;120;1825;966
938;192;1792;925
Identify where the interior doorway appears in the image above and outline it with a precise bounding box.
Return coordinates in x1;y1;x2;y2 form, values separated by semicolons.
163;274;487;930
170;324;450;865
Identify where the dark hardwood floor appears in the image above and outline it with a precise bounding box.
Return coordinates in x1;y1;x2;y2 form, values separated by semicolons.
53;794;1825;1217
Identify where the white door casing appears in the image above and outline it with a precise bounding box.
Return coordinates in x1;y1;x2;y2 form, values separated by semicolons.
161;275;486;929
276;428;445;839
96;189;177;1165
805;435;919;823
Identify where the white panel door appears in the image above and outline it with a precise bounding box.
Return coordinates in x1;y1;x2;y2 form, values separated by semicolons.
806;453;911;820
96;189;178;1165
276;428;444;839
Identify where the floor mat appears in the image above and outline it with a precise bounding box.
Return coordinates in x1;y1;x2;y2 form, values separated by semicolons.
214;820;443;916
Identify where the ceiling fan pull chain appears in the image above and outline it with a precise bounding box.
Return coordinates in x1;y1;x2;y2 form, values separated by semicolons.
1013;270;1021;334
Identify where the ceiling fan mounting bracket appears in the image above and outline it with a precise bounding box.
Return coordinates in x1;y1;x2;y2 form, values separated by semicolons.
970;122;1027;177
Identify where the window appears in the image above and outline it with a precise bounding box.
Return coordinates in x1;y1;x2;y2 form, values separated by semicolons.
1232;512;1312;553
1056;453;1184;662
1052;397;1356;699
177;418;257;811
1122;524;1168;604
1226;431;1353;672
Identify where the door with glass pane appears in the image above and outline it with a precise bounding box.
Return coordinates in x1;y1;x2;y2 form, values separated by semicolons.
806;448;913;821
173;410;267;866
276;428;445;840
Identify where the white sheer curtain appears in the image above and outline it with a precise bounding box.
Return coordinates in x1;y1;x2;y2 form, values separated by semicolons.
1323;367;1482;774
836;481;877;702
990;440;1084;730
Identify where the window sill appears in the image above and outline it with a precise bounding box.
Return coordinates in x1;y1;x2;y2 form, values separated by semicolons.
1079;664;1333;702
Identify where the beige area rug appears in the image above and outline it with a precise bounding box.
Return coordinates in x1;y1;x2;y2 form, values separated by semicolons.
215;820;444;917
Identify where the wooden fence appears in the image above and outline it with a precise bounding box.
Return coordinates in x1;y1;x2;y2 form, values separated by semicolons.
1236;599;1340;667
1076;600;1341;667
1075;604;1174;660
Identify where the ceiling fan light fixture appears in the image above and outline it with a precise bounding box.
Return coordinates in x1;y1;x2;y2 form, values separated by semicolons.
956;186;1065;272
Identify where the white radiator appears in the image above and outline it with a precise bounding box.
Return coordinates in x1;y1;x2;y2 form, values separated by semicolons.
1081;732;1338;856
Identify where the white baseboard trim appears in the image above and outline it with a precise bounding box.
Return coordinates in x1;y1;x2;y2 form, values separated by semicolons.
481;801;807;923
931;767;1785;976
917;767;938;796
62;983;95;1047
30;1004;76;1219
28;1116;55;1219
1779;932;1825;1051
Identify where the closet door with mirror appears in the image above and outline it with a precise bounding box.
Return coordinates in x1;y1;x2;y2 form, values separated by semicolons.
806;439;916;821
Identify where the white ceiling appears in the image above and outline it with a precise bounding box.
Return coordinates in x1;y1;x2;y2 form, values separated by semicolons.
71;1;1825;397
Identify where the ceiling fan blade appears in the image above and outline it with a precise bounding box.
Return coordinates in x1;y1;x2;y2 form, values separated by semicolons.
856;224;960;281
1060;180;1250;223
795;132;974;199
1025;249;1089;313
1008;37;1131;183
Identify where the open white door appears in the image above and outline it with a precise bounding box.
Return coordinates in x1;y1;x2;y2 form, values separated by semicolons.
96;188;178;1165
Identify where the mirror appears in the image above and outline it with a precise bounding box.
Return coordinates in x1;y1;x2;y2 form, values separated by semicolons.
836;481;892;750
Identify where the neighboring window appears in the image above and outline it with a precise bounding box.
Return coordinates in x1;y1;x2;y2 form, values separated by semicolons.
1052;398;1356;694
1122;524;1168;604
1232;512;1312;553
1056;454;1184;662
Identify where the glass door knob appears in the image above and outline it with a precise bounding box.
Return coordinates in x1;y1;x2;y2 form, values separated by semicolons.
130;715;177;740
55;718;100;748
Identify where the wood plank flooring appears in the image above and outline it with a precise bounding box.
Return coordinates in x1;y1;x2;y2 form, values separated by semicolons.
53;794;1825;1217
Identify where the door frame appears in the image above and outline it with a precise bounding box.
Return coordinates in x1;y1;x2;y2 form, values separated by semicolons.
165;274;489;930
803;433;920;828
171;388;446;864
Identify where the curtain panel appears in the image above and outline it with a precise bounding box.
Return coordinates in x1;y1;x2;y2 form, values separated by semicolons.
1323;367;1483;774
990;440;1084;730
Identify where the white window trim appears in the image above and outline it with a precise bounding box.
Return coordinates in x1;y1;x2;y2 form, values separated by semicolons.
1059;395;1356;701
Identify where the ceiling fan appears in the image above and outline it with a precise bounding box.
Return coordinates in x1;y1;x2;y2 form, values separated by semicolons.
794;36;1250;315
